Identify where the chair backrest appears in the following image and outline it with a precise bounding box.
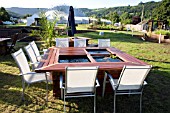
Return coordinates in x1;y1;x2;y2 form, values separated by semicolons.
29;41;40;59
24;44;38;64
65;66;99;93
8;33;18;50
56;38;69;47
98;39;110;47
11;33;18;46
11;49;31;74
117;65;152;91
74;39;86;47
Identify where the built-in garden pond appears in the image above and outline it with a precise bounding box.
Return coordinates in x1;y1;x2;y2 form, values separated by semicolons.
59;55;90;63
92;56;122;62
58;49;123;63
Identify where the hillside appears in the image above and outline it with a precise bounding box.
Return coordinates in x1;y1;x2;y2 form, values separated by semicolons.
6;1;161;19
83;1;160;19
6;5;86;17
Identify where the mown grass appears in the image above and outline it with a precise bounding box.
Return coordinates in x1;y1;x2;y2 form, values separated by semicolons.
0;30;170;113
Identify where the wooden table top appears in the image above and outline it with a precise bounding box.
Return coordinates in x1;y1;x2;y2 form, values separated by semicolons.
35;47;148;72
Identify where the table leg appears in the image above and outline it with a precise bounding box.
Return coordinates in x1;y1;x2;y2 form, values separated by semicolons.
52;71;62;97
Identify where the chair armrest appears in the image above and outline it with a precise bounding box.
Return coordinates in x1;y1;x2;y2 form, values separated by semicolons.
105;71;116;90
30;62;40;65
96;78;100;87
60;74;65;89
36;55;43;57
40;49;48;54
144;81;147;85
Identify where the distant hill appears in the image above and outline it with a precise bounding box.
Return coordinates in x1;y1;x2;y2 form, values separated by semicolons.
6;7;46;17
6;1;161;19
6;5;86;17
83;1;160;19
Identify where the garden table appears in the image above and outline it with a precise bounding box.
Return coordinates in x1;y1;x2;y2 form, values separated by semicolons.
35;47;148;97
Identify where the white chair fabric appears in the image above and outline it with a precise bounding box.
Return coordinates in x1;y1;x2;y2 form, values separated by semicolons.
60;66;99;113
29;41;42;61
98;39;110;47
11;49;48;101
102;65;152;113
74;39;86;47
24;44;39;70
56;38;69;47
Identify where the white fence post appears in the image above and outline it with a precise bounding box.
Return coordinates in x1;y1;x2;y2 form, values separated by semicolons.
159;33;162;44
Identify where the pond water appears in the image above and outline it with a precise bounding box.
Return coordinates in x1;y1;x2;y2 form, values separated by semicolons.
59;55;90;63
93;56;122;62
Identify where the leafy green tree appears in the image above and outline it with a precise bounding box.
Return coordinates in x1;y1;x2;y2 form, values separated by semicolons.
0;7;10;21
120;12;132;24
31;12;58;48
153;0;170;24
23;14;32;19
107;11;120;25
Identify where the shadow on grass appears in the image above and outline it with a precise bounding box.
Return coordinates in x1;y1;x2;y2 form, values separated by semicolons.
0;54;17;67
0;71;53;107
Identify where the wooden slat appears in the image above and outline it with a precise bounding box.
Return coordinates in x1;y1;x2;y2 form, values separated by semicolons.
43;48;54;66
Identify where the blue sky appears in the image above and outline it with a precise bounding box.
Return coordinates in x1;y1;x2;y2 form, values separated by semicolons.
0;0;161;9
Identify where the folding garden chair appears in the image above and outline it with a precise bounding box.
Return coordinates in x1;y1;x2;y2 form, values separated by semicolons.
56;38;69;47
60;66;100;113
24;44;39;71
98;39;110;47
7;33;19;53
11;49;49;101
102;65;152;113
29;41;47;62
74;38;86;47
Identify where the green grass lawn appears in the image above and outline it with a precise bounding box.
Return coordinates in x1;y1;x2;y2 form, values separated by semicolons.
0;30;170;113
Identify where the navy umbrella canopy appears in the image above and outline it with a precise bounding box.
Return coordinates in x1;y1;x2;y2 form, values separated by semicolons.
67;6;76;36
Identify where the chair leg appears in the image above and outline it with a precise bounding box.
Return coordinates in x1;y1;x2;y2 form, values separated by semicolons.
114;92;116;113
61;89;63;99
102;72;108;97
22;80;25;101
45;76;49;102
64;90;66;113
140;93;143;113
94;89;96;113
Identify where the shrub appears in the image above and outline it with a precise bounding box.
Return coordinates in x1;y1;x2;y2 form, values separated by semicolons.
154;30;170;36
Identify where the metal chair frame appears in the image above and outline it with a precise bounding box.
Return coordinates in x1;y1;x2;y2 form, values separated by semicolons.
29;41;43;61
60;66;100;113
56;38;69;47
7;33;19;53
11;49;48;102
74;38;86;47
98;39;110;47
102;65;152;113
24;44;39;71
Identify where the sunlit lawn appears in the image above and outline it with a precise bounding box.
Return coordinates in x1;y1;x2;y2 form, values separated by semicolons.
0;30;170;113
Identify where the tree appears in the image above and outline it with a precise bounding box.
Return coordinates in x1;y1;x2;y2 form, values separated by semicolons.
0;7;10;21
107;11;120;25
120;12;132;24
23;14;32;19
31;11;58;48
153;0;170;24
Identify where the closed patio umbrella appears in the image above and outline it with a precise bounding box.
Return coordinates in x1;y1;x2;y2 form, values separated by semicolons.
67;6;76;36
